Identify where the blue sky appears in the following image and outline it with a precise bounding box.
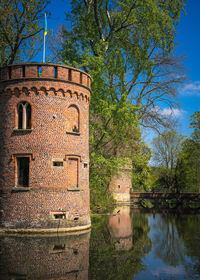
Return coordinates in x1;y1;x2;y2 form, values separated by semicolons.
45;0;200;139
175;0;200;137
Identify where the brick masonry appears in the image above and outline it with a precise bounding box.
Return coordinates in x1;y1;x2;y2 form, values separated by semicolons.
0;63;91;230
109;161;132;203
0;231;90;279
108;206;133;251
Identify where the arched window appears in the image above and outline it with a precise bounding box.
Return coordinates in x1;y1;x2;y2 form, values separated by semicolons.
67;105;79;133
17;102;32;129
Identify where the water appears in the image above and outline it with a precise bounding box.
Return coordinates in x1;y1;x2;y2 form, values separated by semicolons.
0;206;200;280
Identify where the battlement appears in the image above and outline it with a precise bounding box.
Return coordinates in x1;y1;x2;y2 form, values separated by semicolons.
0;63;91;89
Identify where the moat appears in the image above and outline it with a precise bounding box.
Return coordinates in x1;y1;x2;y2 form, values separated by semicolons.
0;206;200;280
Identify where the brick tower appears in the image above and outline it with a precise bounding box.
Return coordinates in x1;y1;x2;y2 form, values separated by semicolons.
0;63;91;232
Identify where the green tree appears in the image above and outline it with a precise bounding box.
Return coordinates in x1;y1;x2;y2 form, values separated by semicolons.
61;0;186;130
0;0;48;66
151;130;184;191
176;111;200;192
60;0;186;207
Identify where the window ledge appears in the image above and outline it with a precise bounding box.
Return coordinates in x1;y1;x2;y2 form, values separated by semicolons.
12;186;31;192
66;131;80;136
13;128;33;132
67;187;80;191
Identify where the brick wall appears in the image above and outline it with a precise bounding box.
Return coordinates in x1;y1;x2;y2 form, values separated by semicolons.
108;206;133;251
109;161;132;202
0;63;91;230
0;231;90;279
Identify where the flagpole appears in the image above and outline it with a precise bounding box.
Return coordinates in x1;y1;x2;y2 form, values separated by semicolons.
43;13;47;63
43;29;46;63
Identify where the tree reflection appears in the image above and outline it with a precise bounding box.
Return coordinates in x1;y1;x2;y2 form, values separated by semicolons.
176;214;200;279
89;208;151;280
151;213;185;266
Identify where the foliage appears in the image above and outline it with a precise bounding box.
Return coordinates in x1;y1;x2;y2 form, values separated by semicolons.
152;130;184;169
60;0;186;208
166;198;177;208
151;130;184;191
132;142;152;192
176;111;200;192
61;0;186;130
140;199;154;208
0;0;48;66
176;215;200;278
189;200;200;209
89;152;117;213
89;212;151;280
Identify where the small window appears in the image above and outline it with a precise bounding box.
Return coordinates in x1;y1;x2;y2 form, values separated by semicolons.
54;213;66;219
84;163;88;168
80;72;82;84
53;161;63;167
67;105;79;133
54;66;57;78
17;102;32;130
8;66;12;79
17;157;29;187
38;66;42;77
53;244;65;251
68;69;72;81
22;65;26;77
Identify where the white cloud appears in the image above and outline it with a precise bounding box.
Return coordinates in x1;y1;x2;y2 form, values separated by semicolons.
151;106;185;117
160;108;184;117
181;81;200;96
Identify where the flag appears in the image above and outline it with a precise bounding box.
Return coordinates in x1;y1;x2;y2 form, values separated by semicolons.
44;13;47;36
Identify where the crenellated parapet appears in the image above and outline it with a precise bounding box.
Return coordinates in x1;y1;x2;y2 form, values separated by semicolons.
0;63;91;103
0;63;91;88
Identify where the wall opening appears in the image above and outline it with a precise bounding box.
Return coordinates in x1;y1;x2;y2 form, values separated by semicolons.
17;157;29;187
38;65;42;77
8;66;12;79
53;244;66;251
67;105;79;133
54;66;57;78
17;102;31;129
80;72;82;84
22;65;26;77
68;69;72;81
53;161;63;167
54;213;66;219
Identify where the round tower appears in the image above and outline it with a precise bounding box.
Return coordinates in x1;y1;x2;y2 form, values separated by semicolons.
0;63;91;232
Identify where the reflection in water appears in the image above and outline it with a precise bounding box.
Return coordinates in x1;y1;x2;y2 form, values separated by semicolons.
150;214;185;266
0;231;90;280
176;215;200;279
134;212;200;280
1;210;200;280
108;206;133;251
89;207;151;280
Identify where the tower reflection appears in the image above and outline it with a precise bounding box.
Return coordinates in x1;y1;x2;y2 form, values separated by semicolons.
108;206;133;251
0;231;90;280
